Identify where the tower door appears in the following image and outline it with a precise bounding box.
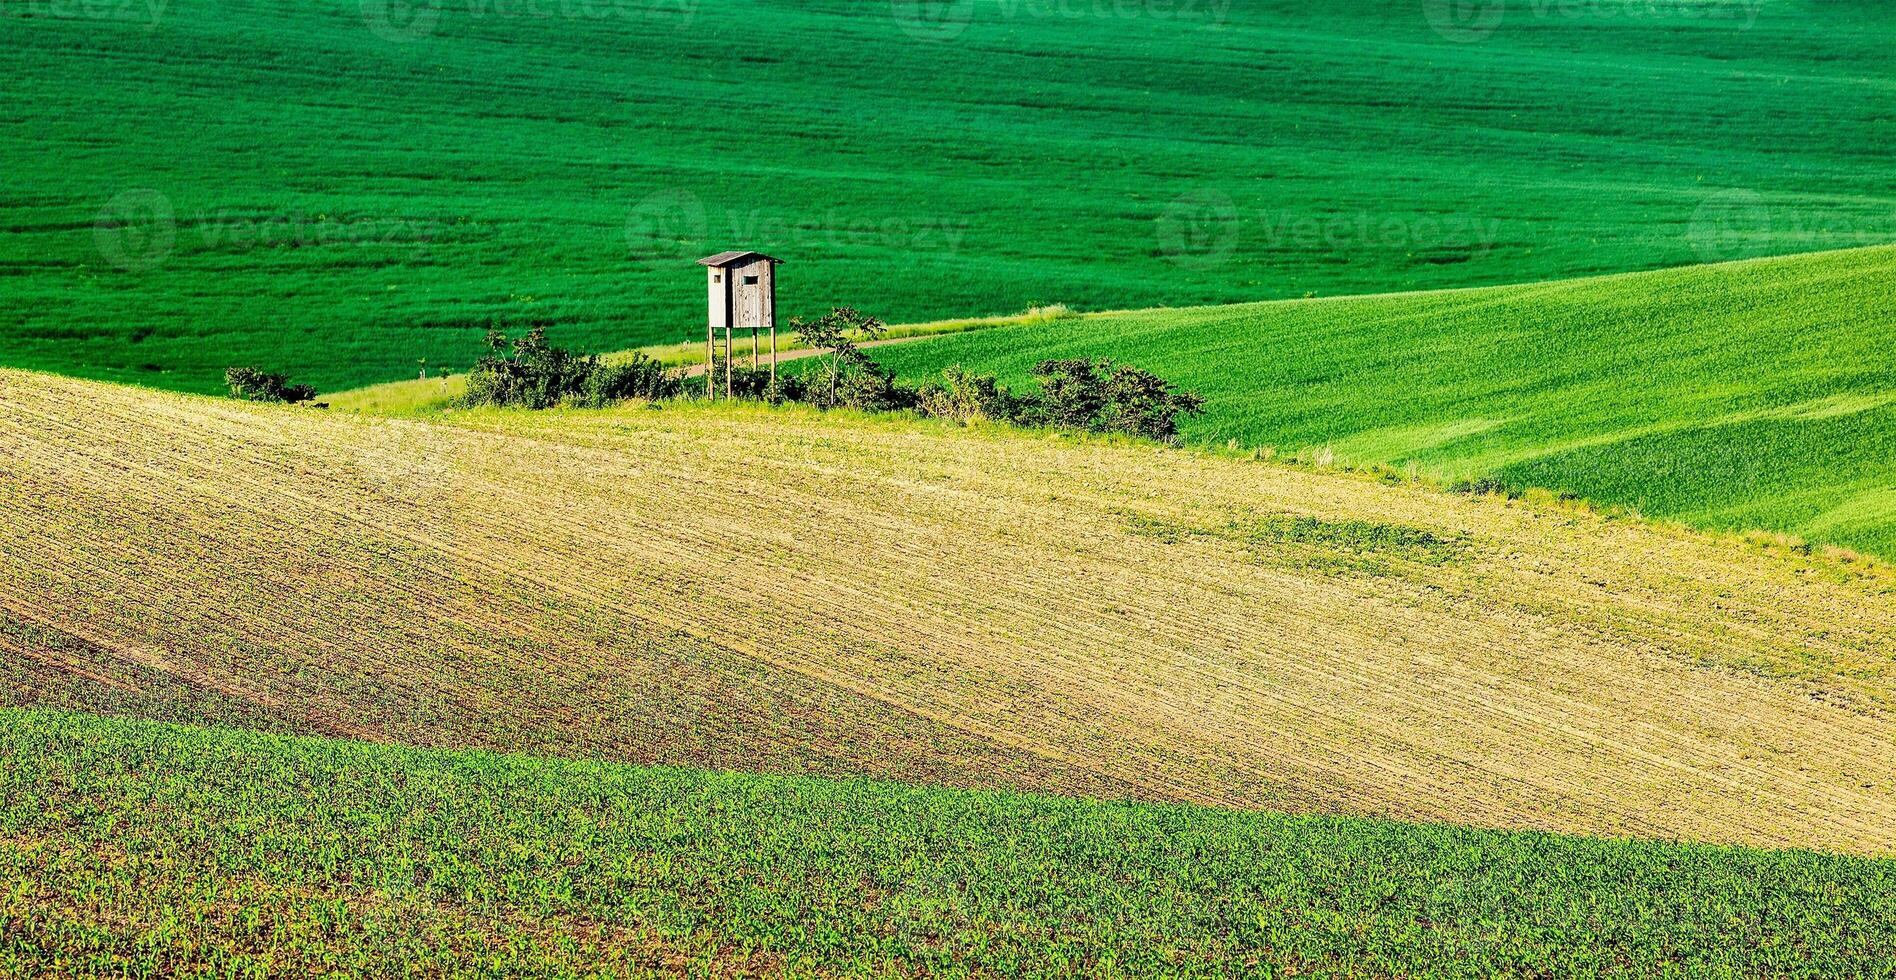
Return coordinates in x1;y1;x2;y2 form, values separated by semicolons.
739;275;765;328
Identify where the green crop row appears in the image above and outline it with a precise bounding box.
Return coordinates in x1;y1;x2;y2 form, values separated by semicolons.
3;707;1892;978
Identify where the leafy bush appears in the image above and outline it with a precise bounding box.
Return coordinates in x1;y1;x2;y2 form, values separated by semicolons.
701;356;777;402
463;325;591;409
916;364;1024;425
763;373;807;406
1026;358;1108;430
1021;358;1205;442
833;361;916;413
464;325;683;409
1093;361;1207;441
578;352;679;407
225;366;316;404
910;359;1203;441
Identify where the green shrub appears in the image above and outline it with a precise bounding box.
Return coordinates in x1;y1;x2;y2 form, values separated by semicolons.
916;364;1024;425
700;357;777;402
1095;361;1207;441
763;374;807;406
579;352;679;407
1021;358;1205;442
224;366;317;404
464;325;684;409
463;324;591;409
832;362;915;413
1026;358;1107;430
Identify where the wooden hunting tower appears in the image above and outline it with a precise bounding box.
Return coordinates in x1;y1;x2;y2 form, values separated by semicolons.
699;251;782;399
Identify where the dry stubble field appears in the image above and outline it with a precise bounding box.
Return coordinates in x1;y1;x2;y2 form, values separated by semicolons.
3;368;1894;855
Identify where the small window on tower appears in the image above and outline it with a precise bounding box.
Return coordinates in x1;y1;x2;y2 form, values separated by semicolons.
712;274;722;283
743;275;760;286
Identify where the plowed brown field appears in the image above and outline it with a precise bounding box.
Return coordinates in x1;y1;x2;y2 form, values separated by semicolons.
3;369;1893;855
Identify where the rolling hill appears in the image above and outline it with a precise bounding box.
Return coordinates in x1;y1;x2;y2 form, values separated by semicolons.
6;706;1892;978
3;0;1894;392
4;368;1896;857
875;245;1896;559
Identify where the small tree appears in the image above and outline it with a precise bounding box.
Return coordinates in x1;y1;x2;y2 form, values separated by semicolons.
225;366;316;404
792;307;886;409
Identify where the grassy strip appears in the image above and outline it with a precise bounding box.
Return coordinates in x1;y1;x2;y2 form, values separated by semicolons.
3;706;1893;979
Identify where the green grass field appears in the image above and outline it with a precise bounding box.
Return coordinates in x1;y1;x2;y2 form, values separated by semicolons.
875;245;1896;559
3;0;1893;393
6;707;1892;979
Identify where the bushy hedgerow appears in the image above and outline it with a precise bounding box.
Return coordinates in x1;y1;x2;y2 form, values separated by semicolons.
225;366;317;404
464;324;680;409
909;358;1204;443
701;357;777;402
336;311;1202;445
580;352;681;407
776;309;1203;441
914;364;1025;425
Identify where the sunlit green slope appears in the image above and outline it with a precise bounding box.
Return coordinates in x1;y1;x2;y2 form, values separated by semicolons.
878;246;1896;558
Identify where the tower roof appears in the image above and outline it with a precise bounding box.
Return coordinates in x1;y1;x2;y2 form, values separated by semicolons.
698;251;783;268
